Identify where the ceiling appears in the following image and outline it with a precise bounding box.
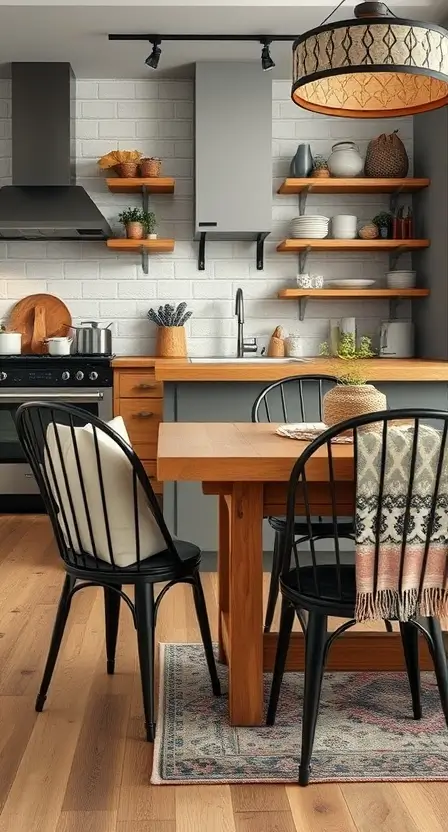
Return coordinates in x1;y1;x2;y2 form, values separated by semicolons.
0;2;446;79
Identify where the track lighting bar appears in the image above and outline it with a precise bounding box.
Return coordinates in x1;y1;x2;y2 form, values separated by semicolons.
108;34;296;42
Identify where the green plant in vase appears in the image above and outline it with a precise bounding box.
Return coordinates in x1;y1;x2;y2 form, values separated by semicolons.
319;333;386;425
142;210;157;239
118;207;144;240
311;155;330;178
372;211;393;239
320;333;375;384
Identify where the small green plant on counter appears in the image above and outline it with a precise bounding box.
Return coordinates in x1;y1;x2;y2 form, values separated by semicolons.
147;302;193;327
320;333;375;385
118;207;143;226
141;210;157;236
372;211;393;238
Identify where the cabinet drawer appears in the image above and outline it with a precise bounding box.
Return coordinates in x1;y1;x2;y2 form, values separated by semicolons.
119;373;162;399
120;398;163;444
142;461;163;494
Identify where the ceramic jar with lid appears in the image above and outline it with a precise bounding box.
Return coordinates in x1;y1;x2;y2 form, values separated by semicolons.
328;142;364;178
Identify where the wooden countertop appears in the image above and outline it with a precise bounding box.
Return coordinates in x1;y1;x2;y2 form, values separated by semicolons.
112;356;448;382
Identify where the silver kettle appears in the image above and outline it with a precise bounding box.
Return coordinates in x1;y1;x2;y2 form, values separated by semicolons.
71;321;113;355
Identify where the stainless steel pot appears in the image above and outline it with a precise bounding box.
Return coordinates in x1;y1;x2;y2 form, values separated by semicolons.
72;321;113;355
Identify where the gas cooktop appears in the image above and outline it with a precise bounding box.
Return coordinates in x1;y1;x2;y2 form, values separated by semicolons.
0;354;114;387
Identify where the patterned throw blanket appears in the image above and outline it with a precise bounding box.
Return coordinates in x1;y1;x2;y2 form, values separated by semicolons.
355;424;448;622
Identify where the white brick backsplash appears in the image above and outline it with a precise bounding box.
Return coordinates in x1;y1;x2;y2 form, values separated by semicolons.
82;101;116;119
98;81;135;100
118;281;156;300
0;76;415;354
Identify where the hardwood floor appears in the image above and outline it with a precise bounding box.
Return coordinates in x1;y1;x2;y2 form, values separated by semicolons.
0;515;446;832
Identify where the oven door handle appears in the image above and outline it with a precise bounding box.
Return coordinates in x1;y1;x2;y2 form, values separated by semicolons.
0;392;104;403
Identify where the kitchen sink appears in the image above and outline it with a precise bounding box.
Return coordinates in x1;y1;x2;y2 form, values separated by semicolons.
189;357;311;363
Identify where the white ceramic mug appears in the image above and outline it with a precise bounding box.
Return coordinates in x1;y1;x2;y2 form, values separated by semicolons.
332;215;358;239
45;336;73;356
297;273;312;288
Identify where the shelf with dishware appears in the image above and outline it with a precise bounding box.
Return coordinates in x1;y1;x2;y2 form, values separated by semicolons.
278;177;430;196
278;286;430;321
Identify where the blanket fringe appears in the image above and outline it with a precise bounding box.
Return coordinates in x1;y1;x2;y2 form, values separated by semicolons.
355;587;448;622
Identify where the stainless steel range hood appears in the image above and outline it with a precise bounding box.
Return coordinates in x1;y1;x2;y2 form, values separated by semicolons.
0;63;112;241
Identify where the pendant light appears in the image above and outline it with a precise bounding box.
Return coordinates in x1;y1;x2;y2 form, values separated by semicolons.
292;1;448;118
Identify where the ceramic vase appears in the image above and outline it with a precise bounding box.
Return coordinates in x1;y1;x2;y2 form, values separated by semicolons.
328;142;364;178
323;385;387;427
290;143;313;177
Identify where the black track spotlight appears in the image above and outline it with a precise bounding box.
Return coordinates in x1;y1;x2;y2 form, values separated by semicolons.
260;39;275;71
145;39;162;69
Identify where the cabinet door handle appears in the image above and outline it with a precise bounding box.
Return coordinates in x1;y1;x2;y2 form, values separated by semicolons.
134;411;154;418
137;383;157;389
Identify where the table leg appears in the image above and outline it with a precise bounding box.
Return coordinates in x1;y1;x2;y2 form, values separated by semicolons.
229;482;264;726
217;495;230;663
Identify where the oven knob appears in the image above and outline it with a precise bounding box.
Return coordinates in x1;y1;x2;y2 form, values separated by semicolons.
0;371;6;381
75;371;84;381
61;371;70;381
89;371;98;381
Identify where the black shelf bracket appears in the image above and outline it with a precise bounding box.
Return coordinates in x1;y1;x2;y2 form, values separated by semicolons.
256;232;269;270
198;232;207;270
298;245;312;274
389;185;405;215
389;244;411;270
299;186;310;216
298;296;309;321
141;248;149;275
141;185;149;213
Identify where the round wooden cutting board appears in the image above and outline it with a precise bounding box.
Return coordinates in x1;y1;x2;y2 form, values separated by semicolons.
8;294;72;354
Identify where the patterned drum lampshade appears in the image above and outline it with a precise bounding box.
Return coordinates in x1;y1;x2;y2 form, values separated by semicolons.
292;1;448;118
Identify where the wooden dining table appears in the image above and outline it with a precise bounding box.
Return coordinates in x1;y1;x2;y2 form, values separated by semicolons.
157;421;436;727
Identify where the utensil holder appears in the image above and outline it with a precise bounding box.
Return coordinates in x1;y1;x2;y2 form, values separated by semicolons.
156;326;187;358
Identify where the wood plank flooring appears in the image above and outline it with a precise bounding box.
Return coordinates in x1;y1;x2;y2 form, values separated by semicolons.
0;515;446;832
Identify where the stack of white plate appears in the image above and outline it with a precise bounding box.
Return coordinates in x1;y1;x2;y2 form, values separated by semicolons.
290;215;330;239
386;270;416;289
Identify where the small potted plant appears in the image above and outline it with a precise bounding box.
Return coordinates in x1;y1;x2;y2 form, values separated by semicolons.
142;210;157;240
320;333;386;426
373;211;393;239
118;207;144;240
311;155;330;179
147;302;193;357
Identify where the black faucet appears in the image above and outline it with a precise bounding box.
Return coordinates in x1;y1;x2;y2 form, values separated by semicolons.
235;287;257;358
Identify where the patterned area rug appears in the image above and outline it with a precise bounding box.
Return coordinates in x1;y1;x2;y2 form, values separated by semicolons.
151;643;448;784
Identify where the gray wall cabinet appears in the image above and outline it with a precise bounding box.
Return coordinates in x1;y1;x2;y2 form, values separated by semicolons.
195;62;272;239
163;381;448;553
413;107;448;358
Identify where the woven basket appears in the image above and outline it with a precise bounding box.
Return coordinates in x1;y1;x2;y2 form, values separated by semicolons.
156;326;187;358
116;162;139;178
311;168;330;178
140;157;162;177
365;131;409;178
323;385;387;427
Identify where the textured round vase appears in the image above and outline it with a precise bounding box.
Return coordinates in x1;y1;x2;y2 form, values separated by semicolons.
290;143;313;177
323;384;387;427
156;326;187;358
365;131;409;178
126;222;144;240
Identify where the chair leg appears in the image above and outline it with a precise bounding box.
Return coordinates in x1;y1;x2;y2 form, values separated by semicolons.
264;531;283;633
134;582;156;742
104;585;121;675
399;621;422;719
266;597;295;726
299;612;328;787
192;572;221;696
427;617;448;726
35;573;75;712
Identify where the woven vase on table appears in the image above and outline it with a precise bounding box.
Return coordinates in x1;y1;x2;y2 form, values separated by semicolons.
364;131;409;179
323;385;387;427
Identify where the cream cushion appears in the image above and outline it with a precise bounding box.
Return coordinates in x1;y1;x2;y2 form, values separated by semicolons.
45;416;166;567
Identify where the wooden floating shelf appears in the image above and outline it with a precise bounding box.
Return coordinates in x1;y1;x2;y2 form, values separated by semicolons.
278;177;430;195
106;177;175;194
278;288;430;300
277;238;430;253
106;238;175;253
